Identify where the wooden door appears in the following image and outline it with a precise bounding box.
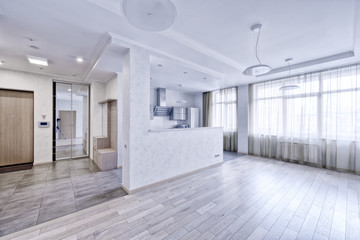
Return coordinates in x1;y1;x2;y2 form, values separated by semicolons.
0;90;34;166
58;110;76;139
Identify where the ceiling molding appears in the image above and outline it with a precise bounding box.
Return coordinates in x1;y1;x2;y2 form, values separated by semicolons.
0;65;84;82
85;0;123;16
83;33;112;82
160;29;244;71
108;31;225;79
261;51;355;76
105;72;118;83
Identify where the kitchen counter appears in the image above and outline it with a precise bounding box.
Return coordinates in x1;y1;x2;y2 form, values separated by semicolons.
149;127;222;132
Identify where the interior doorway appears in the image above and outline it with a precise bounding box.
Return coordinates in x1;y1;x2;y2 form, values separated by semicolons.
53;82;89;160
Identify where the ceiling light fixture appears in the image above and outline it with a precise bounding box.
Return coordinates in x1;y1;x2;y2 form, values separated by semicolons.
243;24;272;76
279;58;300;91
122;0;177;32
0;61;4;65
76;57;83;63
27;55;48;66
67;88;71;92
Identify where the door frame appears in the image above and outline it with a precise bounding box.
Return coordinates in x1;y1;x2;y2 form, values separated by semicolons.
0;88;34;167
52;80;90;161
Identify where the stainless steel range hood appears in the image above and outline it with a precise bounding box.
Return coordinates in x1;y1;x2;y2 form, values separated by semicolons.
153;88;172;116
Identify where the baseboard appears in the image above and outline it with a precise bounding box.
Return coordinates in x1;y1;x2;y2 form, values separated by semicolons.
121;184;130;194
33;161;52;166
0;163;33;173
237;151;248;155
121;162;223;194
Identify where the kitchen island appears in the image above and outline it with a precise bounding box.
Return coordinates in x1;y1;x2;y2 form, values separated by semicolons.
124;127;223;193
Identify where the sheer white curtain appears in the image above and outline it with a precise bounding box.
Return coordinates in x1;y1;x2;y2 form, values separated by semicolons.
210;87;238;152
249;64;360;173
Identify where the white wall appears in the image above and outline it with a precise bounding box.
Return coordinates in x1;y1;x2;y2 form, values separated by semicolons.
106;75;118;100
89;81;106;160
193;93;203;127
0;69;53;164
149;87;197;129
237;85;249;154
150;87;196;107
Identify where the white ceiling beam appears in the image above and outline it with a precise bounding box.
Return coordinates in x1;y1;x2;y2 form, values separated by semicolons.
83;33;112;83
160;29;244;71
108;31;225;79
262;51;355;76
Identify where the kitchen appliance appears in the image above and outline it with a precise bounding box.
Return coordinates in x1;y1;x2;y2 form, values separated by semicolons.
187;107;200;128
170;107;187;121
153;88;172;116
174;124;189;128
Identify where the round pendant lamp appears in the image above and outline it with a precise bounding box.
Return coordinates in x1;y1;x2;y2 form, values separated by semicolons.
279;58;300;91
243;24;272;76
122;0;177;32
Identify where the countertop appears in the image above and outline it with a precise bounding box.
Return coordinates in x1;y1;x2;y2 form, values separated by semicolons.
148;127;223;132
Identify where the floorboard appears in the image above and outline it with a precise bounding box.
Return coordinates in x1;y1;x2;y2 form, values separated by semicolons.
1;155;360;240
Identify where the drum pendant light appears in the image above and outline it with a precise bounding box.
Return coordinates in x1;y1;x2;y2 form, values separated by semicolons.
243;24;272;76
122;0;177;32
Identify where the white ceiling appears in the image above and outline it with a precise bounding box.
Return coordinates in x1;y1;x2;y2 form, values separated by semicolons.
0;0;359;93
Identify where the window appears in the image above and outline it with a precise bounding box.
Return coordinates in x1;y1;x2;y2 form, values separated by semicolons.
211;87;237;132
250;64;360;141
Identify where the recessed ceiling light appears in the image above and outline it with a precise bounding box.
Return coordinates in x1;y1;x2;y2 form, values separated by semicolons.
27;55;48;66
0;61;4;65
203;77;207;80
67;88;71;92
157;64;163;67
76;57;84;63
183;72;188;74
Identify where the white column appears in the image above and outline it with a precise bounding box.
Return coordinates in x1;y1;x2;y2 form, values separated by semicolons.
117;73;123;168
237;85;249;154
122;46;150;192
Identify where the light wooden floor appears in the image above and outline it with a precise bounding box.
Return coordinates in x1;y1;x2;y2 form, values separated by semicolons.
2;155;360;240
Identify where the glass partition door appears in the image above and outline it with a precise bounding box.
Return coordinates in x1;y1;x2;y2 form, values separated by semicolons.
53;82;89;160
